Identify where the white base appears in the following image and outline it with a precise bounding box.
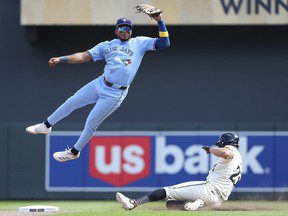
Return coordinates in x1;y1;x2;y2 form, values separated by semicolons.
18;205;60;213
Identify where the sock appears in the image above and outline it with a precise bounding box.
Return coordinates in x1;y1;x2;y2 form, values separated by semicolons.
148;189;167;201
135;195;149;205
44;120;52;128
136;189;166;206
71;147;79;156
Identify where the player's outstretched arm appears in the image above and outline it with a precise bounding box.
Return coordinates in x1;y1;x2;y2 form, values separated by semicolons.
48;51;92;67
202;146;234;159
152;14;170;50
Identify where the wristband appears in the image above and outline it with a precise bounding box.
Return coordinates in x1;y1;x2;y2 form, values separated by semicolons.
158;20;169;38
159;31;169;37
60;56;69;63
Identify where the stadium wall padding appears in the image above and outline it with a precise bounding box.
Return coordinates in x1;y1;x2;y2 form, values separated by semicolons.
0;123;288;200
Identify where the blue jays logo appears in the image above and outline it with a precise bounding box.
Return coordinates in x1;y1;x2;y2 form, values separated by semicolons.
122;59;132;66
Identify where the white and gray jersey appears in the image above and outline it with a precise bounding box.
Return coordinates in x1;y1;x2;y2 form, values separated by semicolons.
206;145;242;201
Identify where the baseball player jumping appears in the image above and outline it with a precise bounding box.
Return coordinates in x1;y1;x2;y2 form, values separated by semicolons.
116;132;243;211
25;7;170;162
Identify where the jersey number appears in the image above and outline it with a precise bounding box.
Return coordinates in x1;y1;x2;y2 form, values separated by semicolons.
229;166;242;186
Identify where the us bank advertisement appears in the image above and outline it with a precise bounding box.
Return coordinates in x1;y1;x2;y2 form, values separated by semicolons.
46;131;288;192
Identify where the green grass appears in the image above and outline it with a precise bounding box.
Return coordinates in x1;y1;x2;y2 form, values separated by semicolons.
0;201;287;216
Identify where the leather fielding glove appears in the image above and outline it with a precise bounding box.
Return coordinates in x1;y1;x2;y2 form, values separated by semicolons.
202;146;211;154
135;4;163;19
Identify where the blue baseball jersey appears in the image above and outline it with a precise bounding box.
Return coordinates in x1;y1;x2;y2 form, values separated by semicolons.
88;37;157;87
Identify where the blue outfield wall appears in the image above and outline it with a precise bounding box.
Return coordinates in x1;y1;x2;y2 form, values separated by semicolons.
1;123;288;200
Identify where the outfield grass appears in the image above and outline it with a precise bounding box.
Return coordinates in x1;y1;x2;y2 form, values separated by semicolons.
0;201;287;216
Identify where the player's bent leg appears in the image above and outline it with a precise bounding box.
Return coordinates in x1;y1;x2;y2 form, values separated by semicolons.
73;93;126;151
25;123;52;135
163;181;214;211
47;80;99;126
26;81;99;135
164;181;206;201
52;92;126;162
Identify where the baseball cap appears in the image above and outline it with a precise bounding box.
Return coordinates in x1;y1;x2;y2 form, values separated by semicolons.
116;18;133;28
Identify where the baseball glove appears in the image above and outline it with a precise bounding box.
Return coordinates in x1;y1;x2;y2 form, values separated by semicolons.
202;146;211;154
135;4;163;18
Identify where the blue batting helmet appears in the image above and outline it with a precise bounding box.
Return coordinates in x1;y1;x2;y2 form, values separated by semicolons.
116;18;133;28
215;132;239;148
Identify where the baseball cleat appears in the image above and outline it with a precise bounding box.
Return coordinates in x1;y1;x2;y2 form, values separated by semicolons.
184;199;204;211
25;123;52;135
116;192;137;210
53;147;80;162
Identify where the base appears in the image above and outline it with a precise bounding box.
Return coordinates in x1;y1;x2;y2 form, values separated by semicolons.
18;205;60;213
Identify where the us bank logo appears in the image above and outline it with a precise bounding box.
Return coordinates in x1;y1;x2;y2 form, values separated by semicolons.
46;131;288;192
89;136;151;187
